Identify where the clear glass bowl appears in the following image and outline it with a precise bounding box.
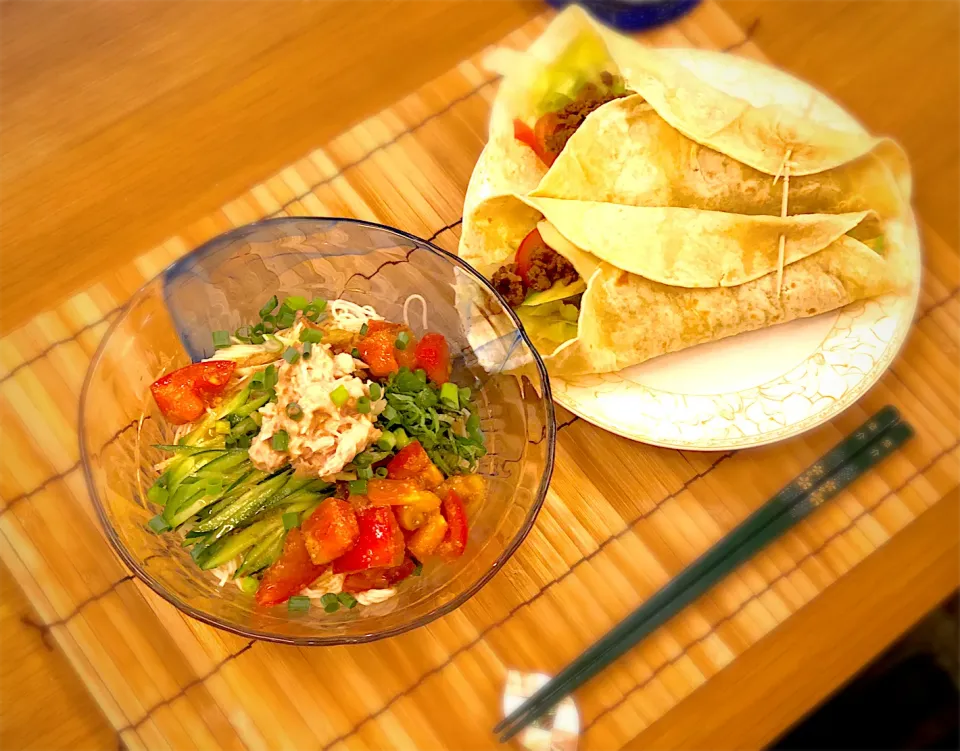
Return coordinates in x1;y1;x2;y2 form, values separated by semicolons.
80;217;555;645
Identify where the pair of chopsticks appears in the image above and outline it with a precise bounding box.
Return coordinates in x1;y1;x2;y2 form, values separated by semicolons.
495;405;913;742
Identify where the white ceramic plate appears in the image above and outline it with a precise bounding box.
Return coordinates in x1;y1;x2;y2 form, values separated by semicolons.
551;48;921;450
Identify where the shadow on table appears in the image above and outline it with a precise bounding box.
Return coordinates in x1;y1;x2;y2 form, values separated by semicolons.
772;592;959;750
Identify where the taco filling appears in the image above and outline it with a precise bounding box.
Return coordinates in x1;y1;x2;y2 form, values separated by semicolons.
512;71;633;166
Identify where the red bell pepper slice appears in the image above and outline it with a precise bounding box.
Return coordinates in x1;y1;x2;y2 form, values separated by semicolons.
332;506;405;573
150;360;236;425
301;499;360;566
256;528;326;607
414;332;450;385
342;556;416;593
434;489;468;561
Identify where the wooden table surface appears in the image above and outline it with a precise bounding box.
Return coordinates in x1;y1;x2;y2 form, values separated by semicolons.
1;2;957;749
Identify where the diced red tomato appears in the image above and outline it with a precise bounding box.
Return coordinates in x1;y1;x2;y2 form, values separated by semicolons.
437;474;486;508
332;506;405;573
533;111;564;166
414;333;451;385
357;330;399;378
386;441;433;480
515;229;547;288
357;321;417;378
256;528;326;606
513;118;553;166
367;478;420;505
342;557;416;593
150;361;236;425
418;464;444;491
406;512;448;560
301;499;359;566
396;505;427;531
434;489;469;561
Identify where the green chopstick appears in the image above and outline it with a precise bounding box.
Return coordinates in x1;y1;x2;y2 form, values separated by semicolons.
495;407;912;742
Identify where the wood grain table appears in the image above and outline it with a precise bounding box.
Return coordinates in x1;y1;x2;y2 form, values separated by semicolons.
1;2;957;750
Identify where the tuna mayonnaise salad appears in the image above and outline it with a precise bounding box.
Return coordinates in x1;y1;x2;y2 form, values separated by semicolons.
144;295;487;613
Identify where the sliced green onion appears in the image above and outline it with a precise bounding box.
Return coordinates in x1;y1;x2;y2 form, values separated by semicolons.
237;577;259;594
458;387;472;404
282;511;300;531
349;479;368;496
303;341;313;359
395;331;410;350
304;308;320;322
263;364;278;390
415;369;427;384
377;431;397;452
466;413;481;433
395;370;420;392
250;411;263;427
392;428;409;449
284;295;308;311
312;297;328;312
234;325;252;343
381;404;398;423
369;383;382;400
359;323;369;336
272;431;289;452
212;330;231;349
276;308;296;329
283;347;300;365
330;385;349;408
215;419;231;435
413;562;423;576
440;382;459;409
337;592;358;609
147;483;168;505
300;328;323;344
357;466;373;480
251;370;264;386
351;347;362;359
356;396;371;414
285;402;303;421
259;296;279;318
288;595;311;614
147;514;170;533
320;593;340;613
374;467;388;479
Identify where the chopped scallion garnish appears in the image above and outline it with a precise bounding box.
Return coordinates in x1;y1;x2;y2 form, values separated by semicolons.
288;595;311;614
237;577;259;594
259;296;279;318
357;466;373;480
359;323;369;336
440;382;459;409
330;385;349;408
395;331;410;350
393;428;410;449
303;341;313;359
377;431;396;452
356;396;371;414
349;479;368;496
312;297;327;312
272;431;289;452
263;364;278;390
212;330;231;349
147;514;169;533
299;328;323;344
283;347;300;365
337;592;358;609
369;383;381;400
351;347;362;359
320;593;340;613
285;402;303;421
284;295;308;311
374;467;388;478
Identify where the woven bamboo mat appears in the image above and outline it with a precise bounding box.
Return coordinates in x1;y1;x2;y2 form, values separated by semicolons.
2;4;958;750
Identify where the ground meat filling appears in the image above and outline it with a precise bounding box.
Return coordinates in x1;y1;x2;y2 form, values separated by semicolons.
492;235;580;308
542;72;632;156
525;241;578;291
492;264;526;307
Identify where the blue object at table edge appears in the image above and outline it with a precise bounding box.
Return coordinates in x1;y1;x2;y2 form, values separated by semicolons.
545;0;701;32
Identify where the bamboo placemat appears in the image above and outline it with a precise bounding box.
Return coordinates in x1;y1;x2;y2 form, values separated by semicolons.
2;4;958;750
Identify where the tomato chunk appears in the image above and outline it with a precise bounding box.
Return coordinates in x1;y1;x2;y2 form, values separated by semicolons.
514;229;548;288
367;478;420;505
150;361;236;425
406;512;448;560
386;441;432;480
357;321;417;378
437;474;486;508
532;111;564;166
256;528;326;606
434;489;469;561
513;118;553;165
342;557;416;593
301;499;359;566
332;506;405;573
414;333;451;385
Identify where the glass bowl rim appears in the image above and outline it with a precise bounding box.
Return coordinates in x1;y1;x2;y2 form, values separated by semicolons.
79;215;557;646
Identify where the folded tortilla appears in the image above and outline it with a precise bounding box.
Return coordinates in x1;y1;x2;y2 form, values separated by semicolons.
459;6;915;378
